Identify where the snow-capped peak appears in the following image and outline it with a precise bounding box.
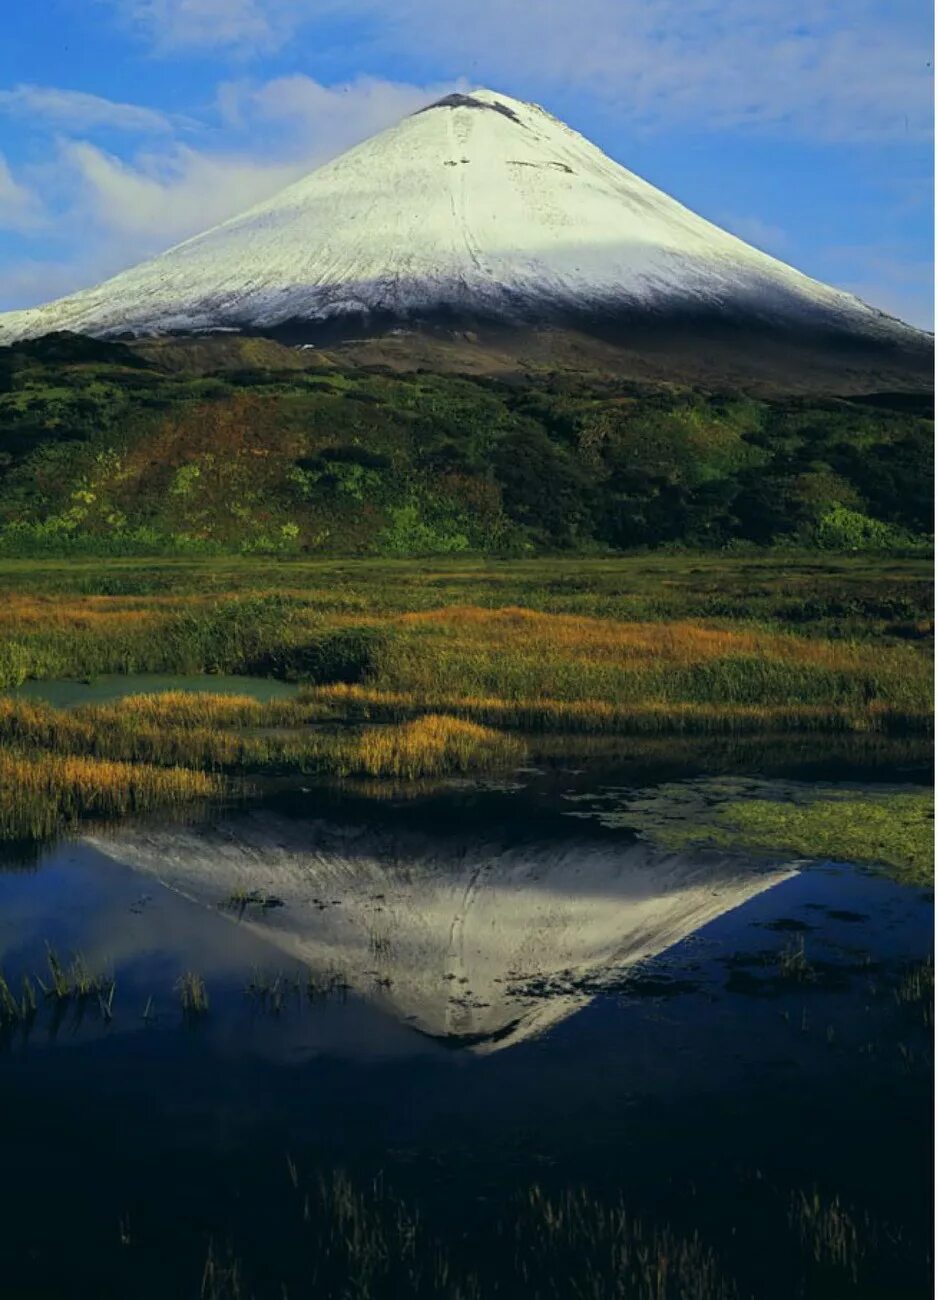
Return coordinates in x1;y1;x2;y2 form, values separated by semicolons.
0;87;925;345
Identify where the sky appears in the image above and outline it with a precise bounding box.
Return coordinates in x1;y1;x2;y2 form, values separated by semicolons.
0;0;933;327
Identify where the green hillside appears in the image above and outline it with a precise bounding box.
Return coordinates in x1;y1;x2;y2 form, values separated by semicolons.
0;332;931;556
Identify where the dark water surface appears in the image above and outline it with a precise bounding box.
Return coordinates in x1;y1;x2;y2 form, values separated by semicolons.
10;672;301;708
0;750;932;1299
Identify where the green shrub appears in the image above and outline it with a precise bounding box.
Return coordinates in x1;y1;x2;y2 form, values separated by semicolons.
811;507;917;552
375;503;470;556
0;346;932;556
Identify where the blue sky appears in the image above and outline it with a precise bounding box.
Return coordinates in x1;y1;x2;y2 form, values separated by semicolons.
0;0;933;326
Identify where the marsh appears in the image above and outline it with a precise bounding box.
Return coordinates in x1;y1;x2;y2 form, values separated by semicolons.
0;743;931;1298
0;556;931;1297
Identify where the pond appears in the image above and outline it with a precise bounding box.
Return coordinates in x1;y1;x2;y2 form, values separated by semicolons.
0;750;931;1299
9;672;301;708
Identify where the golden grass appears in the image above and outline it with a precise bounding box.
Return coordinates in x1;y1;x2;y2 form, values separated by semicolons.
85;691;274;728
344;714;525;779
0;595;168;631
394;605;912;673
302;684;926;735
375;607;932;721
9;686;919;757
0;589;930;749
0;564;928;846
0;749;220;840
0;697;258;769
0;698;523;821
0;592;337;635
0;592;921;672
0;694;321;767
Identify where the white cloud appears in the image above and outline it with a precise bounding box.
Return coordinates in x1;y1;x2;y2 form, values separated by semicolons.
216;73;461;154
55;73;455;252
60;139;305;244
402;0;933;141
0;74;455;309
106;0;294;52
0;154;45;233
0;84;173;134
0;135;305;308
97;0;933;142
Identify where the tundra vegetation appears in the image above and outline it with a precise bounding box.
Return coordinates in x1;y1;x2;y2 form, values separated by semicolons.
0;333;931;556
682;790;934;886
0;333;931;857
193;1166;931;1300
0;335;931;1300
0;552;930;862
567;778;934;886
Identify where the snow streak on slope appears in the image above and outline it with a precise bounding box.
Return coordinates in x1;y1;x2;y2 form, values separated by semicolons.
0;90;924;345
87;813;796;1053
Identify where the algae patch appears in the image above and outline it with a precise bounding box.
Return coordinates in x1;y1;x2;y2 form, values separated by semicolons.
565;779;934;887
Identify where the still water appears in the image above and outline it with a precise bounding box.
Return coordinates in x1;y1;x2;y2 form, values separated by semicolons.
10;672;301;708
0;750;931;1299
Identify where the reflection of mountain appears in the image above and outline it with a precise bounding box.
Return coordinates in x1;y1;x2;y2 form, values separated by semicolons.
88;814;796;1053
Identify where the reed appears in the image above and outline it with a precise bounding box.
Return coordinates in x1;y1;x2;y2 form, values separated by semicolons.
0;560;929;855
250;1167;739;1300
301;684;927;736
0;695;524;786
789;1189;864;1283
0;567;930;728
190;1161;925;1298
777;937;816;983
343;714;525;779
177;971;209;1015
95;691;276;728
0;696;310;771
894;957;934;1028
38;945;114;1003
0;749;220;840
0;971;31;1025
200;1240;243;1300
0;682;928;849
373;608;931;717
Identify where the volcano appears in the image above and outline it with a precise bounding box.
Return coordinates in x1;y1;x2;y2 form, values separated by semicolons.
0;89;930;390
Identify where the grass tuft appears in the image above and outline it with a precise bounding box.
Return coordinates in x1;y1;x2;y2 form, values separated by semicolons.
346;714;524;779
0;748;220;841
177;971;209;1016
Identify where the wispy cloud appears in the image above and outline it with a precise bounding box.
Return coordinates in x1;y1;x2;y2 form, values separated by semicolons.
108;0;288;52
60;139;305;243
97;0;934;142
0;74;454;308
0;84;174;134
216;73;461;154
0;154;46;233
0;256;94;308
57;74;458;249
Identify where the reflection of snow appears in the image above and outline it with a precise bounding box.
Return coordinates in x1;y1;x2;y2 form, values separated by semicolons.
88;812;796;1054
